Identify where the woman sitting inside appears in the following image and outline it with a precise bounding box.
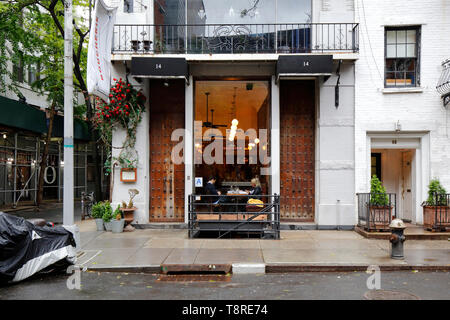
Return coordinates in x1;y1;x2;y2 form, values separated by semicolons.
247;178;262;199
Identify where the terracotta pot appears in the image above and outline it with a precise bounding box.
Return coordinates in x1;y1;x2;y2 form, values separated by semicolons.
367;205;392;231
120;207;136;224
422;205;450;231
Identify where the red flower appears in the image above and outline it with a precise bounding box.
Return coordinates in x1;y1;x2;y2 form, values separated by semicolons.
126;112;129;115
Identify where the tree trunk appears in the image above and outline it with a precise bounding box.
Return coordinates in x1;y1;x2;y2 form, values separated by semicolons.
36;103;55;208
85;95;103;202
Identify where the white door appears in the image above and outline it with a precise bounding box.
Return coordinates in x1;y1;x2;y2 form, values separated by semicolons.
401;151;413;222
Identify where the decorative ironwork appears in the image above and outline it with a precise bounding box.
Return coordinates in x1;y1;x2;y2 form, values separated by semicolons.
112;23;359;54
357;193;397;232
437;59;450;107
188;194;280;239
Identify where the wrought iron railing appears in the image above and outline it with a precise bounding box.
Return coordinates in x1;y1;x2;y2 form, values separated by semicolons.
357;193;397;232
188;194;280;239
112;23;359;54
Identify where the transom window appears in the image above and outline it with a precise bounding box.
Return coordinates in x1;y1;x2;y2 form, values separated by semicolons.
385;26;420;87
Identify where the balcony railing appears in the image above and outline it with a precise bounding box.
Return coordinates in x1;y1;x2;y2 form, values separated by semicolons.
112;23;359;54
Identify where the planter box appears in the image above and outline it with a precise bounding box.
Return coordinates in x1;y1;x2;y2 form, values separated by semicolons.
111;219;125;233
423;205;450;231
104;221;113;231
95;218;104;231
367;205;392;231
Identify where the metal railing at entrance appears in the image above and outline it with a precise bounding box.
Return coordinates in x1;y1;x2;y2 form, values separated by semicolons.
112;23;359;54
188;194;280;239
357;193;397;232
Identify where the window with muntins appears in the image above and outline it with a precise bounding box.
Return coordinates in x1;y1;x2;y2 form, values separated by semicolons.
385;26;420;87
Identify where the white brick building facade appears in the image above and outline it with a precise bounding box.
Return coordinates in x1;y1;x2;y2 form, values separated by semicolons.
354;0;450;224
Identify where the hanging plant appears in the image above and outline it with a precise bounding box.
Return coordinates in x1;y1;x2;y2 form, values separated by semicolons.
93;78;146;174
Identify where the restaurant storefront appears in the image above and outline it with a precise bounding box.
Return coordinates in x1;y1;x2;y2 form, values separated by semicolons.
109;0;358;228
110;54;357;228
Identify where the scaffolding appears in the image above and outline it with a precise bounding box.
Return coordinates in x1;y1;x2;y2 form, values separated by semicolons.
0;130;108;208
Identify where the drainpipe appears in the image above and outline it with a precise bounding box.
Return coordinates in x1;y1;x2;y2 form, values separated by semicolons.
336;199;341;230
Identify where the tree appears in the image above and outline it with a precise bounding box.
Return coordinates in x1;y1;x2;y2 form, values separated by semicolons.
0;0;104;207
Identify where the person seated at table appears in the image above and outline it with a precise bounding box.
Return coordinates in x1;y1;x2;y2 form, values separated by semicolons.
205;176;223;205
247;178;262;199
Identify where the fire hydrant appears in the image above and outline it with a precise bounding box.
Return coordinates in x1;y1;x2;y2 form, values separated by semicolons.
389;218;406;260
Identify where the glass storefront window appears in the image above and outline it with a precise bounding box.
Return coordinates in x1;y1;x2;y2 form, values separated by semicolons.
194;80;271;195
157;0;312;25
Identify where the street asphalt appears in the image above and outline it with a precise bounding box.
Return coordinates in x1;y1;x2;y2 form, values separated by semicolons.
0;271;448;300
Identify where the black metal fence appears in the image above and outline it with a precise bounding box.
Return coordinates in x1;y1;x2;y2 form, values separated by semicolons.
357;193;397;231
112;23;359;54
188;194;280;239
424;193;450;231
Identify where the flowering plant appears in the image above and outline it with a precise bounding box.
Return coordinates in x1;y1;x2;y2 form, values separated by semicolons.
94;78;146;173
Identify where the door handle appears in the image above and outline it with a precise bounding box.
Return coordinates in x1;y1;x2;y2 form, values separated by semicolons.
170;178;173;194
163;177;166;193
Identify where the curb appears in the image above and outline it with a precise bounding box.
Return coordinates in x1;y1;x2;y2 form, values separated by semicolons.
265;264;450;273
84;263;450;274
232;263;265;274
86;265;161;274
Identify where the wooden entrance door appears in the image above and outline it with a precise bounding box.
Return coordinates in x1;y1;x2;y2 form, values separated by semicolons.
149;80;185;222
280;80;315;221
401;150;413;222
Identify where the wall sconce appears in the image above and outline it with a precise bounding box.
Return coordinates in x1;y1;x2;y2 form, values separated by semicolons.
395;120;402;132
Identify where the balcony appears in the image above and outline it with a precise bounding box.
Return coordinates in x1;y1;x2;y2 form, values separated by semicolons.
112;23;359;55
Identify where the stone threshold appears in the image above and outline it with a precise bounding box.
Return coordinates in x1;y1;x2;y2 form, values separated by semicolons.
355;226;450;240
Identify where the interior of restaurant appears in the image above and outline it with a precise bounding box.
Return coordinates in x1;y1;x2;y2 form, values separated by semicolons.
194;80;271;196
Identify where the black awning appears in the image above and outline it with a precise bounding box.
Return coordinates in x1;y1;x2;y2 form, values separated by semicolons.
276;55;333;80
0;96;91;140
0;96;47;134
131;57;188;81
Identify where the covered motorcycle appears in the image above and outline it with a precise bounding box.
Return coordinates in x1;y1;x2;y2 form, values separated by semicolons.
0;212;76;284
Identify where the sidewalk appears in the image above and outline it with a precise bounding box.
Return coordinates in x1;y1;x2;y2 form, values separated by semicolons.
76;219;450;273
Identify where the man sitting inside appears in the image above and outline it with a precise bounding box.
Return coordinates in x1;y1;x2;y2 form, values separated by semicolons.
205;177;222;205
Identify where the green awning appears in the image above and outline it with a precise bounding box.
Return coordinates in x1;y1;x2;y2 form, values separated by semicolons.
0;95;91;141
52;115;91;141
0;95;47;133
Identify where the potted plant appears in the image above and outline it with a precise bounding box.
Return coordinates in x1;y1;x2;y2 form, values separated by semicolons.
421;179;449;231
120;188;139;225
368;175;392;231
92;201;105;231
111;204;125;233
93;78;146;199
102;201;113;231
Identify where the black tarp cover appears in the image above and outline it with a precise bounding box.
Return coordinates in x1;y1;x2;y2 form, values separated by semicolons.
0;212;76;283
